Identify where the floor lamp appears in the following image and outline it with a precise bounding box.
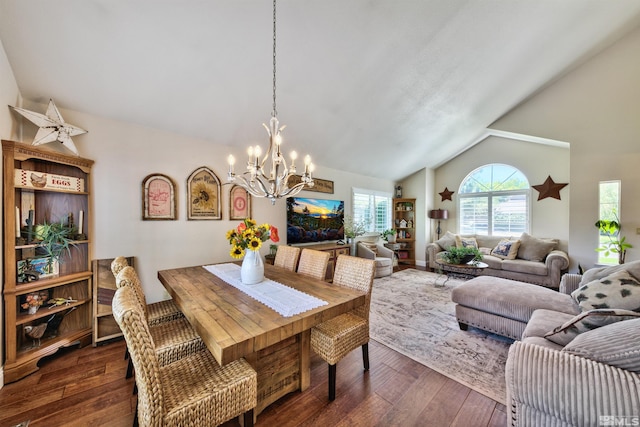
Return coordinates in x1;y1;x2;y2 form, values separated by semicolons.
428;209;449;240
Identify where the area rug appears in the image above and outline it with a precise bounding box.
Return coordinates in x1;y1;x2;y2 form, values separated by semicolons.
369;269;513;404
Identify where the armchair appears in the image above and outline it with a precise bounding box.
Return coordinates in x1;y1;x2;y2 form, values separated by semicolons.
357;242;394;278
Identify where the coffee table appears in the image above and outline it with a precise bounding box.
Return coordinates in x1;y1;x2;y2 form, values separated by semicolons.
435;259;489;282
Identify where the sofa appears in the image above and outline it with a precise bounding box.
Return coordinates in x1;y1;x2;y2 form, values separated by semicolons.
505;262;640;426
356;241;394;278
453;261;640;425
427;231;569;289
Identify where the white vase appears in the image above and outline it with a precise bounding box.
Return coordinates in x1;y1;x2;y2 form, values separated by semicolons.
241;249;264;285
28;306;38;315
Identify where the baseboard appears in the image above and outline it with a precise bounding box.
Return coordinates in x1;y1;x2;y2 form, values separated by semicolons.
0;366;4;389
415;260;427;268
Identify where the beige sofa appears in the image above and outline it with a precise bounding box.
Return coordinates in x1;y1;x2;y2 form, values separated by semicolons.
505;266;640;426
427;232;569;289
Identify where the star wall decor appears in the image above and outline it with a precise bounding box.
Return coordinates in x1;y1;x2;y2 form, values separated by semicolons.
532;175;568;201
10;99;87;156
439;187;454;201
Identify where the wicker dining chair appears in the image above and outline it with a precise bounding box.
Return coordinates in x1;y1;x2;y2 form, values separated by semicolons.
310;255;376;401
111;256;183;326
112;286;257;427
273;245;301;272
297;248;330;281
116;266;206;367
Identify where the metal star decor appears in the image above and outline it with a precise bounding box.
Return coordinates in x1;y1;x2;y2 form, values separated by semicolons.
532;175;568;201
439;187;455;201
10;99;87;155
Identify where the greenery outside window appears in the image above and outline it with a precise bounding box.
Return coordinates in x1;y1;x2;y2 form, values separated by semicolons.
598;180;621;265
352;188;392;233
458;164;530;236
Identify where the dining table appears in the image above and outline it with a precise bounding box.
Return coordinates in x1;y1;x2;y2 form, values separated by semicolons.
157;262;366;416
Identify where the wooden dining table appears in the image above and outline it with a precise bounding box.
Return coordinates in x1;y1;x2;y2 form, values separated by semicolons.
157;262;366;415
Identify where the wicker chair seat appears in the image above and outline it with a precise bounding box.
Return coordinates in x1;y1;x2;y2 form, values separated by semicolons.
150;317;207;366
311;312;368;365
148;299;184;326
161;351;257;426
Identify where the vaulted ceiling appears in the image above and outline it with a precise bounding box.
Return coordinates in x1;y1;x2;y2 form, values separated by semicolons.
2;1;640;181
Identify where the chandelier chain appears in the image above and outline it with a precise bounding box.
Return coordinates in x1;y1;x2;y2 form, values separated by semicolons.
272;0;277;118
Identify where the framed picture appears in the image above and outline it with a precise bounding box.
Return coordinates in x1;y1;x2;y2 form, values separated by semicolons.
142;173;177;220
288;175;334;194
17;257;59;283
187;167;221;220
229;185;251;220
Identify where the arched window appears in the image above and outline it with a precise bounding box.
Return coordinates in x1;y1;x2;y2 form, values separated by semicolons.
458;164;530;236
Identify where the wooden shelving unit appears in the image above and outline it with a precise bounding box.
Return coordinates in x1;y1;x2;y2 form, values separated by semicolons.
2;140;94;383
92;257;133;345
393;198;416;265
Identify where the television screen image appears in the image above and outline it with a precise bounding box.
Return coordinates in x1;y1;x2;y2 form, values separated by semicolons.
286;197;344;244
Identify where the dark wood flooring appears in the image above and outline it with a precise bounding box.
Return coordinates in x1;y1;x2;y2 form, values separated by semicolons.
0;337;506;427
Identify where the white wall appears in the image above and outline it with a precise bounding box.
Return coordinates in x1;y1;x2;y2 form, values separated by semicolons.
0;38;22;387
12;105;394;304
434;136;570;253
492;25;640;270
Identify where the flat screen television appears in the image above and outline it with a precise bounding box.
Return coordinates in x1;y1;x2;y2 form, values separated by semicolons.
286;197;344;244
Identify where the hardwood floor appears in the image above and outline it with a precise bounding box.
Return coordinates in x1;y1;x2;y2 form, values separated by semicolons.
0;337;507;427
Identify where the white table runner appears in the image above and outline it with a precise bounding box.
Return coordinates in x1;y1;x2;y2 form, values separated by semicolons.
203;263;328;317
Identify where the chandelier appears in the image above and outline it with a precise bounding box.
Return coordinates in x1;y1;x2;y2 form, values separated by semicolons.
227;0;314;204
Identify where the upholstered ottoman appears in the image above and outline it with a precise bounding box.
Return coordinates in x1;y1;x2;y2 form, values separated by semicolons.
451;276;580;340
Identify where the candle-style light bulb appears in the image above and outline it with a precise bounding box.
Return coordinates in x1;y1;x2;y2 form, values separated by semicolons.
254;145;262;159
309;163;315;173
227;155;235;173
304;155;311;173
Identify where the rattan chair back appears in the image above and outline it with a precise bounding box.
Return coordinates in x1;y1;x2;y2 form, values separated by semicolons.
112;286;164;426
333;255;376;319
116;266;150;321
111;256;129;277
274;245;301;271
297;249;331;281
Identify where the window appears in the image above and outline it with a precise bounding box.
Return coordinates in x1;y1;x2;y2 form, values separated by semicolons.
352;188;392;233
598;180;621;265
458;164;530;236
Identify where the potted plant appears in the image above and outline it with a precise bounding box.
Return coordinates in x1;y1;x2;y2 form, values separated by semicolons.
32;220;77;271
440;246;483;265
381;229;397;243
595;214;632;264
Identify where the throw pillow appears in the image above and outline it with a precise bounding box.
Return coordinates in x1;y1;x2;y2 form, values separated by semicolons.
580;260;640;288
571;269;640;312
517;233;557;262
455;235;478;249
544;308;640;346
359;242;378;255
435;231;457;251
491;239;521;260
562;317;640;374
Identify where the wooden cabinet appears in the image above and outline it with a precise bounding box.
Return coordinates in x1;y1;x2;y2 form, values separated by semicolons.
93;257;133;345
393;198;416;265
2;140;94;383
302;242;351;280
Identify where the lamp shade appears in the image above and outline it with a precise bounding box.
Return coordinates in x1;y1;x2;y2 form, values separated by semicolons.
428;209;449;220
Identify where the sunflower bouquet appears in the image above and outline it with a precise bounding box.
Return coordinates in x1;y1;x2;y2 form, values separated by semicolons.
226;218;279;259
